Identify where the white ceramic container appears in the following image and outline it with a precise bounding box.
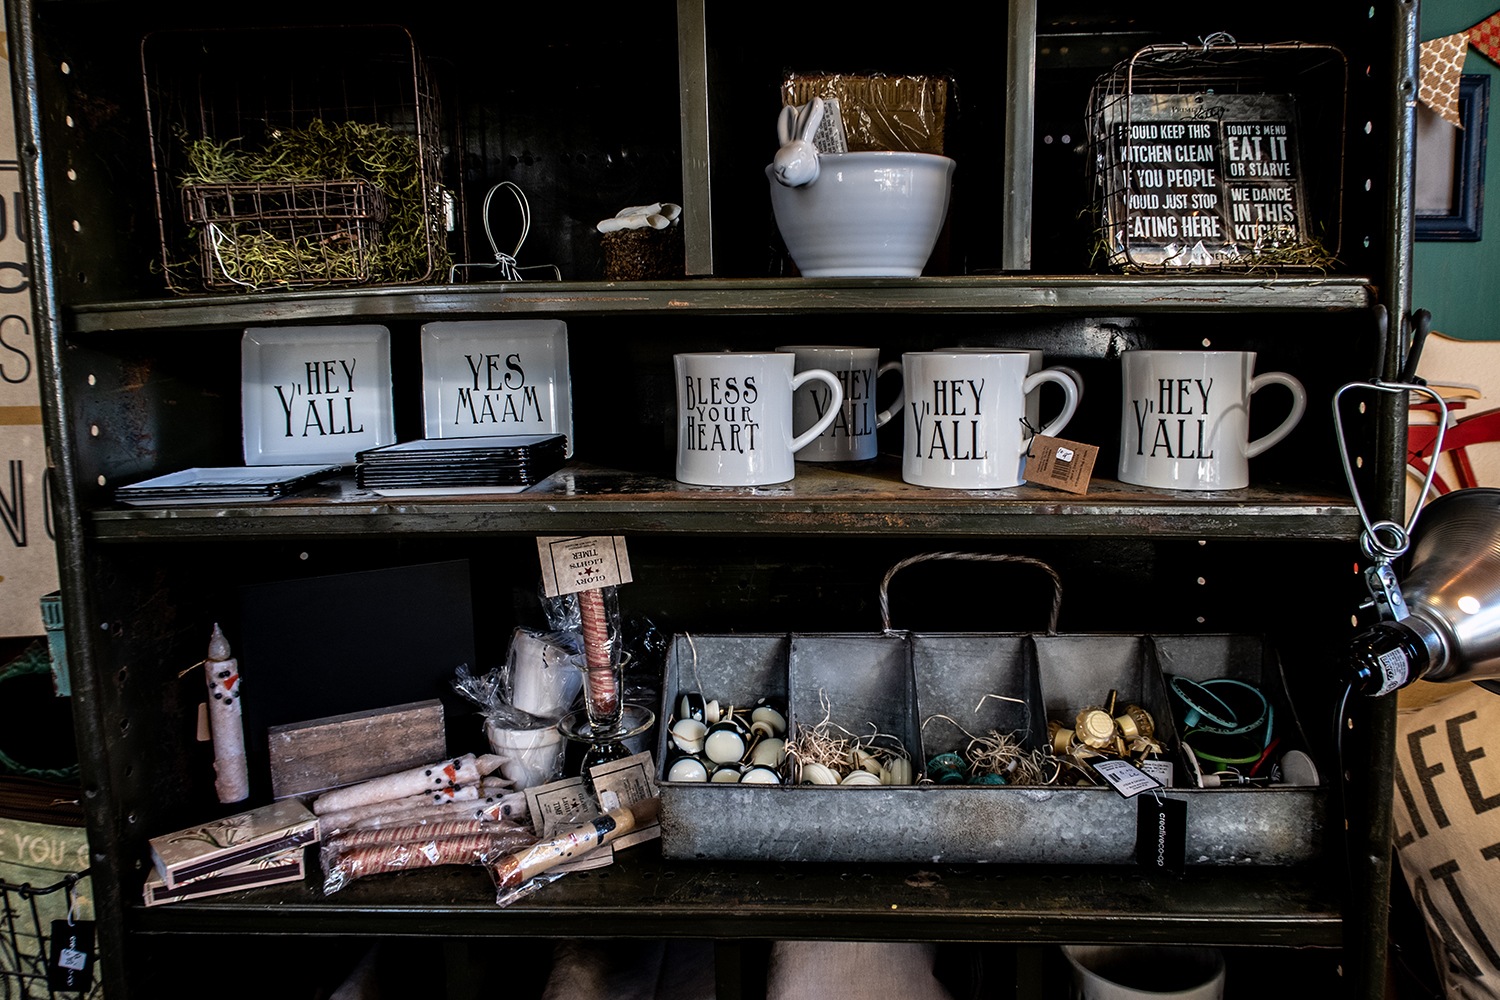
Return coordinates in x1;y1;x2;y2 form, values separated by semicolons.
766;151;955;277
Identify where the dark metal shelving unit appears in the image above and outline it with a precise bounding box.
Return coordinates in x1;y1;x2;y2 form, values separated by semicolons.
8;1;1415;997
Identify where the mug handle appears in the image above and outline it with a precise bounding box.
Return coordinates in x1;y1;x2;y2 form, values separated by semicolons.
873;360;905;428
790;368;845;452
1244;372;1307;458
1019;369;1079;454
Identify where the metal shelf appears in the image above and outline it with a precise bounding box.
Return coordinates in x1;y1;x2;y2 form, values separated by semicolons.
67;276;1378;334
89;464;1361;541
127;844;1345;946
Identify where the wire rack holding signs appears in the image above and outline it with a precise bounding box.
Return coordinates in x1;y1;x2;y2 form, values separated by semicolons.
1087;36;1346;272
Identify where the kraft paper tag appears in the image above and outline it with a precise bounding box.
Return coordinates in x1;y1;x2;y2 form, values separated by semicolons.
1136;795;1187;873
536;536;633;597
1023;436;1097;493
588;750;661;850
524;776;614;873
48;919;95;992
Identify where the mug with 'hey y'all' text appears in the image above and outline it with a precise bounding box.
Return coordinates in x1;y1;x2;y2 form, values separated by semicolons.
776;345;904;462
902;351;1079;489
1118;350;1306;491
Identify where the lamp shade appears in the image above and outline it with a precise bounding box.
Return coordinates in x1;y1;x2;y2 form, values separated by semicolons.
1348;487;1500;695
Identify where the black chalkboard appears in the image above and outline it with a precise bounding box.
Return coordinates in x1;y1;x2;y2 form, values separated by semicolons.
236;559;478;801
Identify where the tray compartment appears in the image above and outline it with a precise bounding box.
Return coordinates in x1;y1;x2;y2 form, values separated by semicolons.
657;631;1324;866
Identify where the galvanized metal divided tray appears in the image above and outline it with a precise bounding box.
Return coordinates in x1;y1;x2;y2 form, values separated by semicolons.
655;625;1324;867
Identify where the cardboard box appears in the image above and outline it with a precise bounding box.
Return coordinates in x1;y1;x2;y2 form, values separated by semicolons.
148;799;318;888
143;847;305;906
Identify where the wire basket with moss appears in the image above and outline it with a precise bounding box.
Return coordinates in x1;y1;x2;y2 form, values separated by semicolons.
174;120;450;291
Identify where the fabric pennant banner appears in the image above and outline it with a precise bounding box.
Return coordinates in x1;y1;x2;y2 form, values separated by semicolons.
1420;32;1469;127
1468;11;1500;65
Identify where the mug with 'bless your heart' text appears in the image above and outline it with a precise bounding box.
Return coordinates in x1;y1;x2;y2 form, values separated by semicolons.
675;353;844;486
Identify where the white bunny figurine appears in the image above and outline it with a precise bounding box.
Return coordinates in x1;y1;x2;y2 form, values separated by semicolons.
772;97;825;187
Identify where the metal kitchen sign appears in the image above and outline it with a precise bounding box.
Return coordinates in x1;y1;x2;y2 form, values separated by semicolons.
1102;92;1309;267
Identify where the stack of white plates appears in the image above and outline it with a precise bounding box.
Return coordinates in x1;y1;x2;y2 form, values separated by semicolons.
115;465;342;507
354;434;567;496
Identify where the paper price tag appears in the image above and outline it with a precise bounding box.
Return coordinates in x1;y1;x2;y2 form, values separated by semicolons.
1023;436;1097;493
47;919;95;992
1141;758;1174;787
536;536;633;597
1092;758;1164;799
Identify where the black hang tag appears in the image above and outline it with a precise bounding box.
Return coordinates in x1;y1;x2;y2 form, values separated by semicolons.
1136;796;1186;873
47;919;95;993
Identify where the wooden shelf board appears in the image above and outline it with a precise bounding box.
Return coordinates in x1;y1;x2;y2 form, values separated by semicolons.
90;463;1361;540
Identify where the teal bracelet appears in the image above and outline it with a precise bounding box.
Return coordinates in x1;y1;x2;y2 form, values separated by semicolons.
1168;675;1237;729
1184;728;1265;766
1170;676;1271;740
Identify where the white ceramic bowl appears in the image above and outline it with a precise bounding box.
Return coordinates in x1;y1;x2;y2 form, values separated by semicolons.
766;151;955;277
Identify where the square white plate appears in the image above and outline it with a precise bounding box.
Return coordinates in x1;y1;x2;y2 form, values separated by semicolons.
242;325;395;466
115;465;341;506
420;319;573;456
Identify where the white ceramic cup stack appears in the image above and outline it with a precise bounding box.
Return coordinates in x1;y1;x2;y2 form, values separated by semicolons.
485;721;566;791
508;627;583;720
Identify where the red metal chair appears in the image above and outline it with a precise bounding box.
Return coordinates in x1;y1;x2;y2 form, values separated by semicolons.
1407;387;1500;496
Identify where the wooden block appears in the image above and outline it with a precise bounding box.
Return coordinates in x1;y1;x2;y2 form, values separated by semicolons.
268;699;446;800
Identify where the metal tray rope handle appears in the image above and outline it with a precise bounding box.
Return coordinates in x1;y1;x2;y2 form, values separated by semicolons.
878;551;1063;634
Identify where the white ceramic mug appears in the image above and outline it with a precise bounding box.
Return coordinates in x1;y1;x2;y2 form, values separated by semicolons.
1118;350;1307;490
775;345;904;462
902;351;1079;489
484;721;565;790
675;352;843;485
508;628;583;720
941;347;1085;432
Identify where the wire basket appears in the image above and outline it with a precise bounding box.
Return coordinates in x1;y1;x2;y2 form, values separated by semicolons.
143;24;451;293
182;179;389;290
1086;36;1346;272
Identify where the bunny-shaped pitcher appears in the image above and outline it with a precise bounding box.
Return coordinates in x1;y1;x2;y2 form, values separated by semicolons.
772;97;824;187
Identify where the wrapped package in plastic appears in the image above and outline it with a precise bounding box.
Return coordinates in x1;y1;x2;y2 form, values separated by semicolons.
782;73;949;154
321;821;537;894
454;664;568;791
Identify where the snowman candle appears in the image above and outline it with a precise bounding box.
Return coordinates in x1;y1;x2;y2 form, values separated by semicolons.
205;623;249;803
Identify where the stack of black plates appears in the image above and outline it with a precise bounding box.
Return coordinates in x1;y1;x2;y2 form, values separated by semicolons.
355;434;567;495
115;465;342;507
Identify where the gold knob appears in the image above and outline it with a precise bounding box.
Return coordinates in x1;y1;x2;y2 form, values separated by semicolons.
1114;704;1155;741
1048;720;1073;755
1075;708;1116;749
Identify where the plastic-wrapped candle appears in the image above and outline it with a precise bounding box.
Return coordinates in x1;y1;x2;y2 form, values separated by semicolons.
205;623;249;803
576;586;621;729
